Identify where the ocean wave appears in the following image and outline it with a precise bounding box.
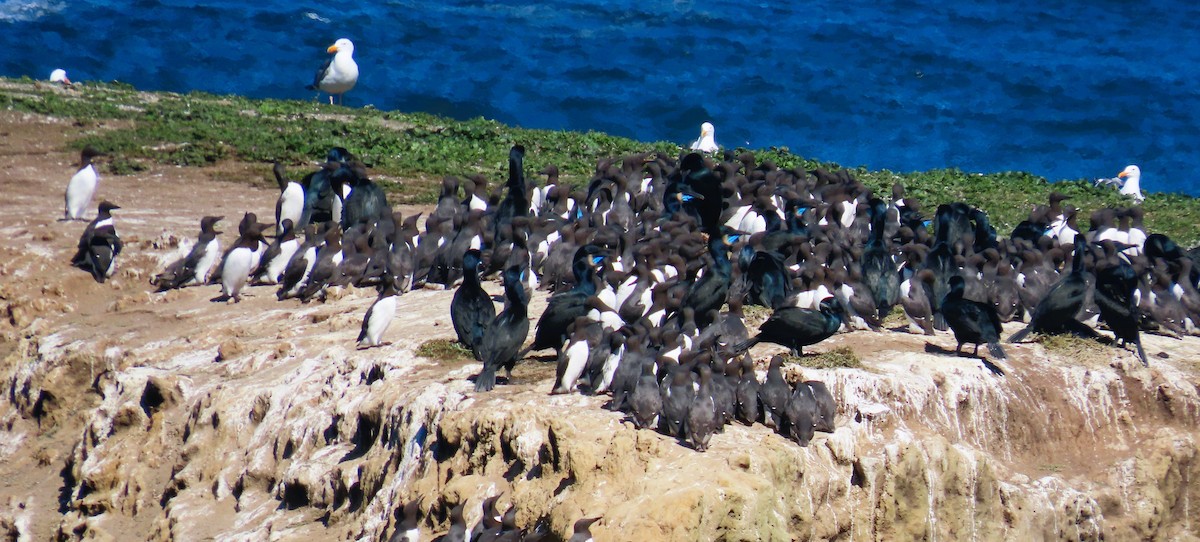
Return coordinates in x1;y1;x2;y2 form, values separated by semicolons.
0;0;64;23
304;11;330;24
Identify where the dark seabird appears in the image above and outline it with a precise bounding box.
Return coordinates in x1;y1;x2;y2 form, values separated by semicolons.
469;496;502;542
861;198;900;319
438;502;467;542
1009;238;1096;342
733;297;843;356
71;201;122;283
387;499;421;542
806;380;836;433
734;354;760;425
297;227;344;303
276;225;322;300
475;266;530;392
342;161;391;228
450;249;496;358
941;276;1007;359
1094;242;1148;366
525;245;604;356
758;355;789;429
686;364;718;452
298;150;354;230
784;381;817;447
659;362;694;438
152;215;223;291
567;517;601;542
630;360;662;429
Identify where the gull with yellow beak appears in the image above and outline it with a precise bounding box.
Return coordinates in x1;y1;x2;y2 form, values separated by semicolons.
1117;164;1144;203
690;121;719;153
306;38;358;105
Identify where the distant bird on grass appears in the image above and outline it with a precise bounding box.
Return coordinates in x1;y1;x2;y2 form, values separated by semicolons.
1116;165;1144;203
49;68;73;87
307;38;358;105
1096;165;1145;204
689;121;718;153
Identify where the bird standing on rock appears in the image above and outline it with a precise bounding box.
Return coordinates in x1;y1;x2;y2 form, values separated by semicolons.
758;355;789;429
63;146;103;221
630;360;662;429
307;38;358;105
733;297;844;356
784;380;818;447
218;223;267;303
151;215;223;291
1008;237;1095;342
475;266;531;392
941;275;1007;360
274;162;304;233
71;200;122;283
686;364;718;452
358;275;399;348
450;249;495;358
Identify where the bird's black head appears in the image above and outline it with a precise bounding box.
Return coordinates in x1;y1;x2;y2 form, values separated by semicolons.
463;248;485;273
326;147;354;163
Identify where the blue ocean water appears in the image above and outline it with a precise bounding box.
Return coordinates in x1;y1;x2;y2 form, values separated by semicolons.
3;1;1199;195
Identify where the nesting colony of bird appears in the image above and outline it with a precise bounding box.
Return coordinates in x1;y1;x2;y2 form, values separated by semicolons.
63;128;1192;460
54;84;1196;538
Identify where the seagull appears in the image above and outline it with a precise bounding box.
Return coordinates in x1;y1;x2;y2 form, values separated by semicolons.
306;38;358;105
49;69;72;87
689;121;719;153
1116;164;1144;203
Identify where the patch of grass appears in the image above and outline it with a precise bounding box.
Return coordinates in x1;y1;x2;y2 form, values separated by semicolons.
415;339;475;364
4;78;1200;243
740;304;773;329
882;305;908;328
788;346;862;370
1035;334;1113;365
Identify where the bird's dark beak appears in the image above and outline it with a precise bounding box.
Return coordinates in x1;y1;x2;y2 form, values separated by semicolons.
680;188;704;202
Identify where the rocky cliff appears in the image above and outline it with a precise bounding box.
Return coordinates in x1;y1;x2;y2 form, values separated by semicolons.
1;110;1198;541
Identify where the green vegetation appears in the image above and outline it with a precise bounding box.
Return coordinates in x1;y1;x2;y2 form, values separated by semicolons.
3;77;1199;242
415;339;475;364
789;346;863;370
740;304;773;329
1035;334;1115;366
882;305;909;329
